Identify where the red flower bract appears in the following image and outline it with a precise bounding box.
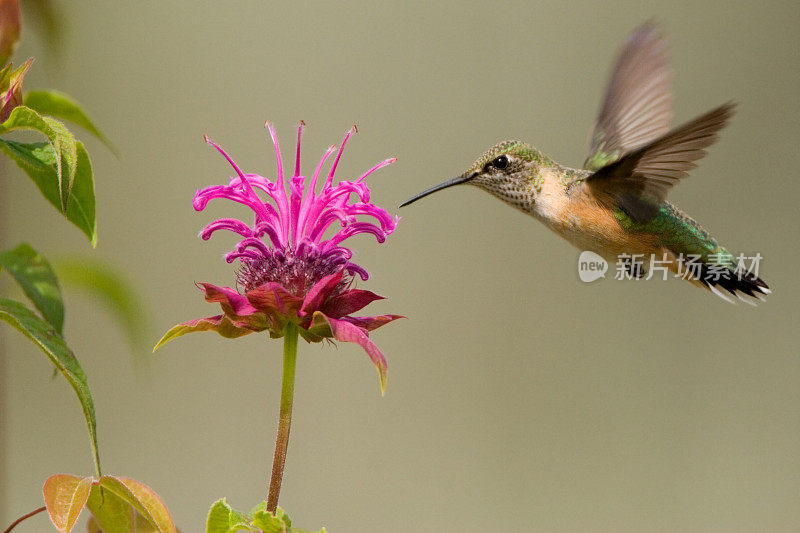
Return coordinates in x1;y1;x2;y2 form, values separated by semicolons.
155;122;402;393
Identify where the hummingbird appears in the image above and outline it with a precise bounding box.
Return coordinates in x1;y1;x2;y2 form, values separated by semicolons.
400;22;769;303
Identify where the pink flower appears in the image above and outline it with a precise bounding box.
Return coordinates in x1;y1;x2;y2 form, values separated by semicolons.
156;122;402;393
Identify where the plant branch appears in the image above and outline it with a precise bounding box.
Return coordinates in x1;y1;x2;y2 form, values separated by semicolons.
3;505;46;533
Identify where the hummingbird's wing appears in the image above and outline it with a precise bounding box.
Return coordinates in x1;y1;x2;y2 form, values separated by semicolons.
583;103;736;222
584;22;673;171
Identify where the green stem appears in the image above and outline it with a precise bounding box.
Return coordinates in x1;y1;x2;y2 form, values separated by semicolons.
266;321;299;513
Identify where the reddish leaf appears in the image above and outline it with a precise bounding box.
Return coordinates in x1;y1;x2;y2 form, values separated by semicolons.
320;289;384;319
342;314;404;331
300;271;343;316
310;312;388;394
0;58;31;122
246;282;302;323
43;474;92;533
199;283;257;317
153;314;254;351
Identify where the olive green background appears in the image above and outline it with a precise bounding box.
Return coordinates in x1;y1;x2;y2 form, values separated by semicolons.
2;1;799;531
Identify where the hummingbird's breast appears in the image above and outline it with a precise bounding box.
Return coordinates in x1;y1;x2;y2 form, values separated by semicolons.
474;166;659;258
530;177;660;259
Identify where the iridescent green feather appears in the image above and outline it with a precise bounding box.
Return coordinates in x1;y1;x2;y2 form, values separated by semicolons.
584;135;623;171
613;202;736;268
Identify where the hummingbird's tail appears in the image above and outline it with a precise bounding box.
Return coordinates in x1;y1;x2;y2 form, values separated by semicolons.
663;247;771;304
637;203;770;304
693;260;770;304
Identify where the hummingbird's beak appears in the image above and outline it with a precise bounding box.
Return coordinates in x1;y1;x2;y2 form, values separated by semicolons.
399;174;475;207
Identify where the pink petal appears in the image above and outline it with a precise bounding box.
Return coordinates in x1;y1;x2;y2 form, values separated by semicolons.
320;289;385;319
202;137;274;223
325;125;356;188
265;122;290;240
327;221;388;247
309;312;388;395
289;175;304;245
300;270;344;316
198;283;258;317
297;144;336;238
199;218;254;240
356;157;396;183
294;120;304;178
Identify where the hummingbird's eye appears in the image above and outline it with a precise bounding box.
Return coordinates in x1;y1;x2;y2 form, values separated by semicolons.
492;155;509;170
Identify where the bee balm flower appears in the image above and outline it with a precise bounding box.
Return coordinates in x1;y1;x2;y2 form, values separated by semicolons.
156;122;401;393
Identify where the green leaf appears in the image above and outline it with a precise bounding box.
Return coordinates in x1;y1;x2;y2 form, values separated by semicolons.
251;506;320;533
206;501;322;533
85;484;139;533
249;505;291;529
0;105;77;209
94;476;177;533
53;257;150;353
0;297;100;476
46;116;76;209
276;508;292;528
250;509;288;533
68;140;97;244
0;138;96;245
43;474;92;533
24;90;116;154
206;498;257;533
0;243;64;333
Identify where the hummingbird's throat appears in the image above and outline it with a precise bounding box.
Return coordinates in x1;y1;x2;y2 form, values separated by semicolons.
473;174;541;213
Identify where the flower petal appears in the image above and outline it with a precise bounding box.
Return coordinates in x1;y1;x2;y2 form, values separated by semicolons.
199;218;254;240
300;270;343;316
325;125;356;188
308;311;388;395
153;315;254;351
341;314;404;331
198;283;258;317
320;289;385;319
201;138;277;227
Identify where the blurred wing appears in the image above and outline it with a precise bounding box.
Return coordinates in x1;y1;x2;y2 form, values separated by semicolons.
584;21;673;171
585;103;736;222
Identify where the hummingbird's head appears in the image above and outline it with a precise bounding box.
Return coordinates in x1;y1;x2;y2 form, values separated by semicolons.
400;140;553;209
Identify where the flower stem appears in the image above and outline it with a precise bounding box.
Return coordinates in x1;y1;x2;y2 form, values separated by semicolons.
267;321;299;513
